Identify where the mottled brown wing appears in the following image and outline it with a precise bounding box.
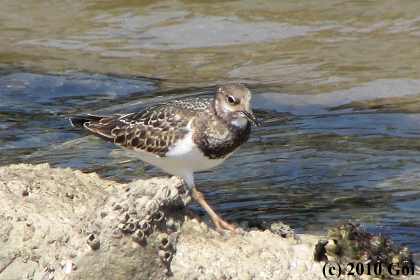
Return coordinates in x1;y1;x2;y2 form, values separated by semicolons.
111;105;193;156
70;103;197;157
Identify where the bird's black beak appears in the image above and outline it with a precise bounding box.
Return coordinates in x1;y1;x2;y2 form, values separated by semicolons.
243;110;261;127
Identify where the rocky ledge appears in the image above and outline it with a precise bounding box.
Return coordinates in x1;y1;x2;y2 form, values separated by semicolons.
0;163;418;280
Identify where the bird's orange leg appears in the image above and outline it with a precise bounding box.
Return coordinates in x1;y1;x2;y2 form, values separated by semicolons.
192;187;237;233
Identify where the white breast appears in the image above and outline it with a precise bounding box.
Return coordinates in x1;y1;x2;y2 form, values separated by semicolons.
130;121;226;185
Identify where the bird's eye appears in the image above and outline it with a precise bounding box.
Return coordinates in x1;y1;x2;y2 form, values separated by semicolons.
227;95;236;104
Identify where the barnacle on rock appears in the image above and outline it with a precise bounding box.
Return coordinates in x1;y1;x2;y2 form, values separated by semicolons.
317;223;414;278
124;222;137;233
132;229;145;243
138;220;151;233
126;217;139;231
314;240;328;262
152;211;165;223
145;199;159;215
87;233;100;250
157;233;171;251
158;249;173;263
113;204;123;211
157;185;171;198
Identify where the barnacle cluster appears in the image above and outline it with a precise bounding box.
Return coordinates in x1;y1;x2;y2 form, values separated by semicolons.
315;223;414;278
94;176;190;274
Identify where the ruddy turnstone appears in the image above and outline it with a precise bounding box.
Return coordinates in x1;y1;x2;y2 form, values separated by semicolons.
69;83;260;232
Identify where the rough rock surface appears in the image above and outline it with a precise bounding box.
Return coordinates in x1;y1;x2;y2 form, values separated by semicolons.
0;163;188;280
0;163;418;280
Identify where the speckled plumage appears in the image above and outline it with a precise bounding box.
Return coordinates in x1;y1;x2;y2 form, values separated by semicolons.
70;83;259;160
70;83;260;232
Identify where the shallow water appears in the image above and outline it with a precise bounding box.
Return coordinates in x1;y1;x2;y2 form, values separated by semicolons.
1;0;420;257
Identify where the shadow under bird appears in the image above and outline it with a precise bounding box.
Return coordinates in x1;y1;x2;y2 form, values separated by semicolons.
69;83;260;232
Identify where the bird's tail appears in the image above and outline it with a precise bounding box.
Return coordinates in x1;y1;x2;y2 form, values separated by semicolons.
69;114;104;128
69;114;120;142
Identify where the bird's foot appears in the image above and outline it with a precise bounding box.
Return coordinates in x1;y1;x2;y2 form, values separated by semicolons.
192;187;243;234
211;215;237;233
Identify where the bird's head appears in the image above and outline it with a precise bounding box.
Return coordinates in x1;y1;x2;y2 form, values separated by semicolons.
214;83;260;128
